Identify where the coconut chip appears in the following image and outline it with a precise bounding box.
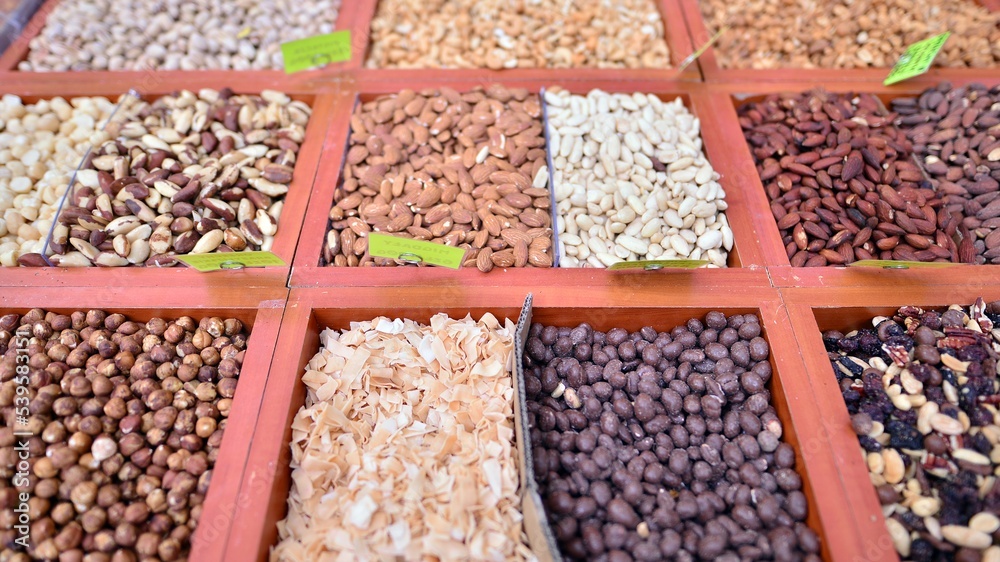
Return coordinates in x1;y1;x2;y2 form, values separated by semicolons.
271;313;535;562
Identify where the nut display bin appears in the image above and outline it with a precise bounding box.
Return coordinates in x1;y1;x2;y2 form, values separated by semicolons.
289;79;774;288
0;285;288;562
224;286;863;561
0;0;363;79
352;0;701;82
679;0;1000;84
0;83;336;289
707;79;1000;289
782;284;1000;562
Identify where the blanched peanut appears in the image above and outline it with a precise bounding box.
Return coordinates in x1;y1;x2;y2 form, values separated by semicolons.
546;88;732;268
0;95;118;266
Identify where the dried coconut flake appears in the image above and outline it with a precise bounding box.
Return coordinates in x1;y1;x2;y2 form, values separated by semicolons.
271;313;536;562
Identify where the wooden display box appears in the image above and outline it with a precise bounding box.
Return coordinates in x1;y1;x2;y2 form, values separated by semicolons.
694;79;1000;289
0;85;337;289
289;80;772;289
0;285;289;562
782;284;1000;562
0;0;362;86
679;0;1000;84
224;285;864;561
346;0;702;84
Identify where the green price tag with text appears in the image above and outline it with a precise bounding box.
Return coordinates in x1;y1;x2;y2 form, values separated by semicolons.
368;233;467;269
608;259;710;271
177;251;285;272
884;32;949;85
848;259;961;270
281;31;351;74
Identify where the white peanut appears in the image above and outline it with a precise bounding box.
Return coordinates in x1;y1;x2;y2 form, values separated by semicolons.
546;88;732;268
1;95;118;265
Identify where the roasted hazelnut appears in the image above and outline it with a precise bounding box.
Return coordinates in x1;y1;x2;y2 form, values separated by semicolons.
80;506;107;533
195;417;217;438
102;397;127;420
129;359;156;380
78;416;103;436
217;378;237;399
156;362;177;380
110;550;137;562
184;453;209;476
191;329;212;350
34;478;59;499
71;481;99;510
49;444;80;469
162;323;185;344
145;389;173;410
53;521;83;550
146;488;167;512
51;503;76;525
113;523;138;547
33;457;58;479
92;529;117;553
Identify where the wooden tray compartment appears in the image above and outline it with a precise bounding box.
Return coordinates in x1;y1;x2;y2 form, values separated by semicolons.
782;284;1000;562
0;285;288;562
350;0;701;83
679;0;1000;84
0;0;363;85
290;80;772;288
225;286;856;561
0;86;337;289
698;79;1000;288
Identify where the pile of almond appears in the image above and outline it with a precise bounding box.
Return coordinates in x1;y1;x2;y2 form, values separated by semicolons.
324;85;554;272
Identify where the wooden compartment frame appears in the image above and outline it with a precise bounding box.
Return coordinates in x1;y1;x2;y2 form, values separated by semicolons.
702;78;1000;289
347;0;702;83
0;0;364;81
289;79;773;288
782;284;1000;562
679;0;1000;84
0;82;338;289
224;285;870;561
0;285;289;562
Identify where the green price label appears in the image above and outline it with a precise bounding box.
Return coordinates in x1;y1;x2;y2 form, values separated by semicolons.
848;259;962;270
884;32;949;85
281;31;351;74
368;233;467;269
177;251;286;272
608;259;710;271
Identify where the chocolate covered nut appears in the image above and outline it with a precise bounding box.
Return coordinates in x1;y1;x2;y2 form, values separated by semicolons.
527;314;820;560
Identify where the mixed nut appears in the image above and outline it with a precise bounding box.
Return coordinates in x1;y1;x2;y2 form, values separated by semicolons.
366;0;670;69
324;85;553;271
703;0;1000;69
740;90;957;266
825;299;1000;560
0;95;118;267
21;0;340;71
546;88;731;268
45;89;310;268
0;308;250;561
893;83;1000;265
273;313;531;560
525;314;820;561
